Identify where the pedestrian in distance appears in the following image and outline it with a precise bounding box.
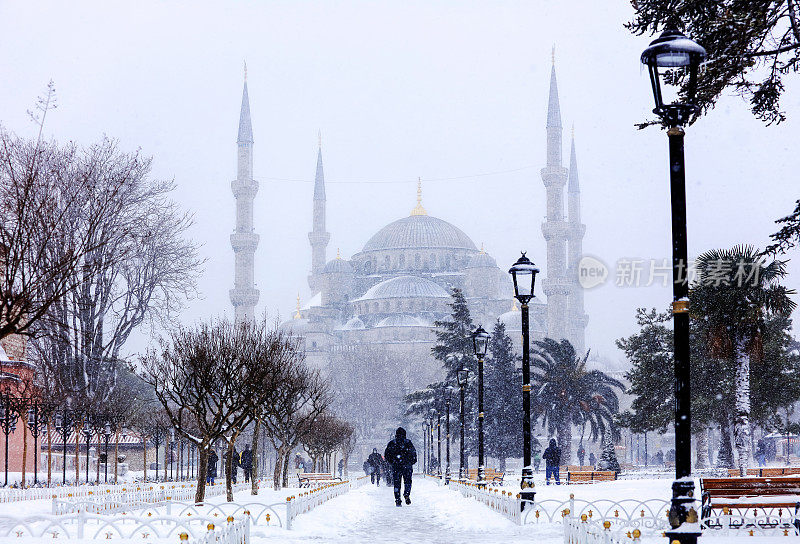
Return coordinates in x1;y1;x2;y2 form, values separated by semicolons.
542;438;561;485
533;450;542;473
241;444;253;483
223;448;240;484
338;458;344;477
384;427;417;507
588;451;597;468
577;443;586;466
368;448;383;486
207;450;218;485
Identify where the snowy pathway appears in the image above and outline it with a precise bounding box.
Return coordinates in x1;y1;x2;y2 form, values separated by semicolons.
252;478;560;543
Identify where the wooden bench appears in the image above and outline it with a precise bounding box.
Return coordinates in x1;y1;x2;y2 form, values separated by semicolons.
727;467;800;477
297;473;342;487
558;465;596;480
700;477;800;519
466;468;504;485
566;470;617;484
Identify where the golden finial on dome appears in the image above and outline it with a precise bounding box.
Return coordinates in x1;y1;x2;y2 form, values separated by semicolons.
480;243;485;255
294;293;301;319
410;177;427;216
336;247;341;260
512;299;519;312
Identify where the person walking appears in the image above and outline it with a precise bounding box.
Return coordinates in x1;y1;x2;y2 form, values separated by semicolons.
338;458;344;478
588;451;597;468
206;450;218;485
367;448;383;486
384;427;417;506
577;443;586;466
542;438;561;485
533;449;542;473
241;444;253;483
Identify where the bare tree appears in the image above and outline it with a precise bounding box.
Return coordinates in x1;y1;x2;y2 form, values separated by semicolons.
261;362;332;489
140;319;286;503
29;138;202;409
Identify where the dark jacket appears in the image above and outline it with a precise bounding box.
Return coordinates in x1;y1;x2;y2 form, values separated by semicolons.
542;439;561;467
207;450;218;477
384;427;417;469
241;448;253;471
367;450;382;472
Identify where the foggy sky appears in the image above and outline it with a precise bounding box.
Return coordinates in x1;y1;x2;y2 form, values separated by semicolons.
1;1;798;366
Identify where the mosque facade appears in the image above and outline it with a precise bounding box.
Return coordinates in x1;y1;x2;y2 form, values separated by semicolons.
231;61;587;387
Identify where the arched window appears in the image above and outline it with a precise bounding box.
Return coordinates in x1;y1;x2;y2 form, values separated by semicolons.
384;255;390;270
415;254;421;268
399;254;405;268
430;254;437;269
365;261;372;274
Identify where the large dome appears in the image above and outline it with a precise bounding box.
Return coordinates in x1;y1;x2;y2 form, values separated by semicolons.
362;215;477;252
356;275;450;301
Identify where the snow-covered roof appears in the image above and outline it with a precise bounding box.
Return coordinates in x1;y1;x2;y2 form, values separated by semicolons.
355;275;450;302
301;292;322;310
337;316;366;331
376;314;431;328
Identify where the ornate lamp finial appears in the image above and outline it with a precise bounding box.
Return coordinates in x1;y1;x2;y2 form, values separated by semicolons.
294;293;301;319
410;177;427;216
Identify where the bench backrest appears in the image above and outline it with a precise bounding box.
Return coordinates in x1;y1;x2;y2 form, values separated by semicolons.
727;467;800;477
701;477;800;497
301;473;335;479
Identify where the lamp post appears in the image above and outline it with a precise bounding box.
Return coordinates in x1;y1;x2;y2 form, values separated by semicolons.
445;389;451;484
641;25;706;544
0;393;17;487
472;326;490;487
457;368;468;481
82;416;93;484
509;252;539;509
103;420;113;483
422;422;429;474
436;410;442;480
169;428;175;481
428;414;435;475
53;408;73;485
152;425;164;482
27;402;51;486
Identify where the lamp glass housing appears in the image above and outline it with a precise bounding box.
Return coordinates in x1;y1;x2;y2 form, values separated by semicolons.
509;252;539;303
472;326;490;357
457;368;469;386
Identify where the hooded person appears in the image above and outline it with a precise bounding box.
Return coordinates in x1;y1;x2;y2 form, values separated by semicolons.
241;444;253;482
367;448;383;485
542;438;561;485
384;427;417;506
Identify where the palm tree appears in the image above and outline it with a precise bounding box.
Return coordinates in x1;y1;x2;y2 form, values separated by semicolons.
531;338;624;465
692;245;796;475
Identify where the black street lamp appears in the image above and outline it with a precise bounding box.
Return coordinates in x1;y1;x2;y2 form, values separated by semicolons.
53;408;73;485
169;428;175;481
0;393;17;487
445;389;451;484
81;416;93;484
428;413;435;475
641;24;706;544
509;252;539;508
435;410;442;480
103;419;113;483
27;402;52;486
472;326;490;487
152;425;165;482
457;368;468;481
422;422;429;474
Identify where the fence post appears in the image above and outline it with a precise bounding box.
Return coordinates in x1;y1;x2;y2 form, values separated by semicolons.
51;496;57;515
166;500;172;516
77;508;85;539
286;497;293;531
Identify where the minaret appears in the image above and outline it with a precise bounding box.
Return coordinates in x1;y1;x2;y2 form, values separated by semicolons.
229;64;260;322
567;128;587;354
540;49;571;343
308;133;330;294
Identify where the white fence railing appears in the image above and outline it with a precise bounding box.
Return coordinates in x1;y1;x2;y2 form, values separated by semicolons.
0;479;211;504
0;511;250;543
285;475;369;529
564;516;643;544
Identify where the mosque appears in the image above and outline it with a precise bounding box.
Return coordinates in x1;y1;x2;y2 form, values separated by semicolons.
229;60;588;388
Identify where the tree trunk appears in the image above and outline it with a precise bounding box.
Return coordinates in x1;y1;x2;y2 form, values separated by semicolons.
194;445;208;504
114;431;119;484
225;435;236;502
734;341;753;476
143;439;148;481
558;420;572;466
282;451;291;488
273;447;286;490
717;420;735;469
695;427;709;469
250;419;260;495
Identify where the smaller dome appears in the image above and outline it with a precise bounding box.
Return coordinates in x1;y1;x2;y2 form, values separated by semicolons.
338;316;365;330
498;305;522;332
356;275;450;301
323;258;354;274
279;317;309;336
466;252;497;269
376;314;429;328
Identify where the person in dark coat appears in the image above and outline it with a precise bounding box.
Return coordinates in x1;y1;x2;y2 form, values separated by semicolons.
384;427;417;506
338;458;344;477
207;450;218;485
542;438;561;485
241;445;253;482
223;448;240;484
367;448;383;485
588;451;597;467
577;443;586;466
